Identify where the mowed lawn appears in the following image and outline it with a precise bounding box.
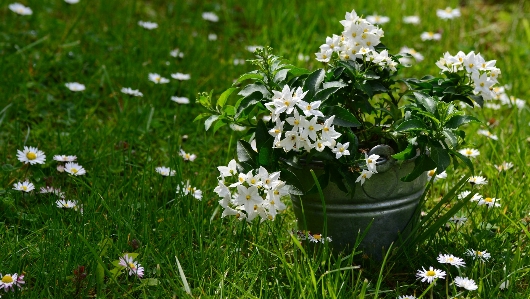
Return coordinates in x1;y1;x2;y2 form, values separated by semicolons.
0;0;529;298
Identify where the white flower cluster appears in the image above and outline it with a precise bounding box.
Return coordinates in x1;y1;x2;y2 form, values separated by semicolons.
436;7;461;20
294;230;332;244
176;180;203;200
355;153;380;185
314;10;398;71
264;85;348;157
435;51;501;100
215;160;288;222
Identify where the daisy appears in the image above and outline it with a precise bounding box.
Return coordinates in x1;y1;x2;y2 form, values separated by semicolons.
155;166;175;176
437;253;466;268
436;7;461;20
420;32;441;41
465;249;491;261
458;148;480;158
208;33;217;41
171;96;190;104
148;73;169;84
233;58;245;65
366;14;390;24
448;216;468;225
458;190;482;202
403;16;420;24
477;129;498;140
17;146;46;165
427;169;447;182
477;197;501;208
494;161;514;172
170;48;184;58
9;3;32;15
398;296;416;299
56;199;82;212
13;181;35;192
138;21;158;30
0;272;25;291
177;181;203;200
468;176;488;185
64;162;86;176
64;0;79;4
121;87;143;97
57;165;65;172
40;186;65;198
119;254;145;278
171;73;191;80
454;276;478;291
246;45;263;52
416;266;446;283
179;150;197;161
53;155;77;162
202;12;219;22
65;82;85;91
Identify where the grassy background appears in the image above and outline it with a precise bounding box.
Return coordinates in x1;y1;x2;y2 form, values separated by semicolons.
1;0;529;297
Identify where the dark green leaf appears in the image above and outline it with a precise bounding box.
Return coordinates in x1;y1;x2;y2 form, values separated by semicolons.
234;71;263;85
303;69;325;100
395;119;427;132
413;92;436;114
401;154;436;182
442;129;458;147
236;140;257;166
279;168;305;194
469;95;484;107
217;88;238;108
258;146;274;166
313;87;341;104
430;147;451;173
445;115;480;129
193;113;211;122
323;81;347;89
392;144;415;160
238;83;270;97
307;171;330;194
321;106;361;127
255;119;270;151
451;150;474;174
235;91;263;117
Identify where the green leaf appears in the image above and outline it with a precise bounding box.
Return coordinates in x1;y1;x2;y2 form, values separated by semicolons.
238;83;270;97
445;115;480;129
279;168;305;195
234;71;263;85
307;170;330;194
303;69;325;101
430;147;451;173
313;87;341;104
237;140;257;166
274;69;290;84
193;113;211;122
401;154;436;182
255;119;270;151
322;106;361;127
395;119;427;132
451;149;474;174
258;146;275;166
212;119;227;133
413;91;436;114
204;115;219;131
235;91;263;117
288;67;311;77
442;129;458;147
469;95;484;107
392;144;415;160
323;81;347;89
217;88;238;108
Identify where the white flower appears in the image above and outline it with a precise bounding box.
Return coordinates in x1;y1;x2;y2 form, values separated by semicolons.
436;7;461;20
398;296;416;299
416;266;446;283
65;0;79;3
155;166;175;176
121;87;143;97
458;148;480;158
437;253;466;268
246;45;263;53
297;100;324;117
315;48;333;63
171;96;190;104
300;117;323;141
403;16;420;24
321;116;341;142
235;185;263;213
179;149;197;161
454;276;478;291
271;85;301;115
468;176;488;185
9;3;32;15
148;73;169;84
170;48;184;58
17;146;46;164
171;73;191;80
13;180;35;192
65;82;85;91
494;161;513;172
427;169;447;182
297;53;309;61
138;21;158;30
64;162;86;176
420;32;441;41
56;199;82;212
465;249;491;261
332;142;350;159
448;216;467;225
202;12;219;22
0;273;25;291
366;14;389;24
477;196;501;208
208;33;217;41
119;254;145;278
268;119;284;144
177;181;203;200
40;186;65;198
233;58;245;65
399;46;424;62
477;129;498;140
458;190;482;202
365;154;380;173
53;155;77;162
355;169;374;185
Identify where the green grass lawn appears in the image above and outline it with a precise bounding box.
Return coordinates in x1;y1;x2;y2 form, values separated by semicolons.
1;0;529;297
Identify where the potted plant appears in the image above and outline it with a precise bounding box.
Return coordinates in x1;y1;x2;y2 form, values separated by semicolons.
195;9;501;257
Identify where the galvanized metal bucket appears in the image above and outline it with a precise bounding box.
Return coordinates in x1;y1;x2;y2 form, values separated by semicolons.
291;145;427;260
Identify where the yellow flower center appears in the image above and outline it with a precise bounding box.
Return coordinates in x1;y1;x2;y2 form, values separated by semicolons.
26;152;37;160
22;186;28;191
250;178;256;184
274;190;279;195
306;105;311;110
322;54;327;59
469;63;474;68
246;195;251;200
313;234;322;240
2;274;13;283
270;200;275;205
294;120;299;125
128;262;137;270
366;41;371;46
71;168;78;174
323;127;329;132
362;174;367;178
426;270;436;277
477;251;482;256
466;150;473;155
485;197;492;202
155;77;161;82
268;215;273;220
351;32;357;38
274;129;280;134
339;147;344;152
309;125;314;131
480;82;485;87
253;205;258;211
428;170;435;176
361;33;367;39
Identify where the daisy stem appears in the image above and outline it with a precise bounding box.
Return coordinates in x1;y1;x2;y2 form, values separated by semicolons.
417;280;435;299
